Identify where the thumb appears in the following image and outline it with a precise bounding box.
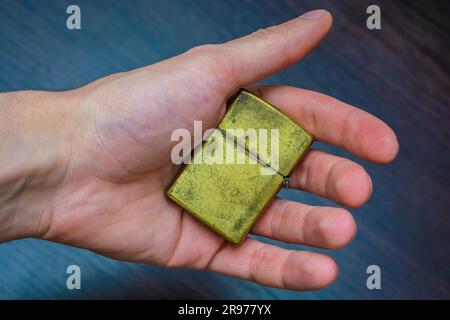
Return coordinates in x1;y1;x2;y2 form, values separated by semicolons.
185;9;333;93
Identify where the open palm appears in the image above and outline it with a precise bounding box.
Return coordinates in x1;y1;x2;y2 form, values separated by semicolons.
41;11;398;290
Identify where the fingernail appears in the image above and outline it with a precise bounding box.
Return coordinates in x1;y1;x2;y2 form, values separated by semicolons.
300;9;327;20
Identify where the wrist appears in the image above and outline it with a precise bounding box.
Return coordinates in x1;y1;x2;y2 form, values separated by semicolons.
0;90;78;241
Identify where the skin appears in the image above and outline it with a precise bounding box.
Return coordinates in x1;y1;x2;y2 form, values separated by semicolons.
0;10;398;291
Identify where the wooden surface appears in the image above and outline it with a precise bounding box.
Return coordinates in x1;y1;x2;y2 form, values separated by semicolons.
0;0;449;299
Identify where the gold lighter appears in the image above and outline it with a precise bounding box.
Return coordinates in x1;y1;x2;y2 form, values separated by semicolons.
167;89;313;244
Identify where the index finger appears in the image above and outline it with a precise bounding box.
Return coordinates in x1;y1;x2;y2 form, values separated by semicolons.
253;85;399;164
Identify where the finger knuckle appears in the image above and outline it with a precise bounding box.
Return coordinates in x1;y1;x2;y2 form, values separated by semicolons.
252;26;278;39
184;45;237;93
186;44;220;57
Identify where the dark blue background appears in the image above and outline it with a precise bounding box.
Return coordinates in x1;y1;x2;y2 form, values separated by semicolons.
0;0;449;299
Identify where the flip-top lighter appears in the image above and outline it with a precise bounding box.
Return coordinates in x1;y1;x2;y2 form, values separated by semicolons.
167;89;313;244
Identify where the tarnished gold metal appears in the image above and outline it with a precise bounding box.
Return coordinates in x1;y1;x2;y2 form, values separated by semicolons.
219;90;313;176
167;89;313;244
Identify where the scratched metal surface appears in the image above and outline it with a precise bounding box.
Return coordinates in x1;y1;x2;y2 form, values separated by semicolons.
0;0;449;299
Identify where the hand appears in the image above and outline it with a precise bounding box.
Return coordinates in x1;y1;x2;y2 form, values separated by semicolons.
0;9;398;291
